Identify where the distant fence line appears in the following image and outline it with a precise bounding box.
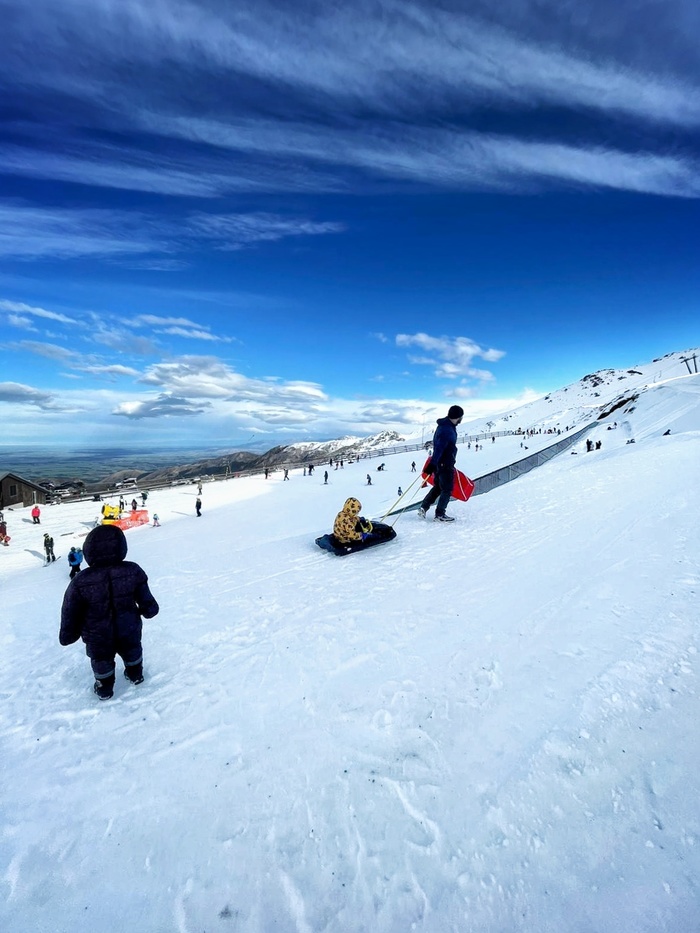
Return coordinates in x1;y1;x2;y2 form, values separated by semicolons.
470;423;592;498
394;422;594;515
59;426;580;503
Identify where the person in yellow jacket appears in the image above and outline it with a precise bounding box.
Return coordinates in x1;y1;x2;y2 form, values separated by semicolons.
333;497;373;545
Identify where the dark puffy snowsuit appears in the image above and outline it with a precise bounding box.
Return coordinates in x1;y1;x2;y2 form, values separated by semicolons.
60;524;159;680
420;416;458;517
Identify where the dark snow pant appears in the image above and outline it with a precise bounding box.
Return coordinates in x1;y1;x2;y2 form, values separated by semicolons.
420;463;454;517
90;636;143;680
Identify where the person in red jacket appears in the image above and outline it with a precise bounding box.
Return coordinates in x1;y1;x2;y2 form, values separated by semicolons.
31;505;41;524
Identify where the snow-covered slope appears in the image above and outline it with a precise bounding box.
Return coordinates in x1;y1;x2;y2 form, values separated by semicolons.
83;347;700;490
455;346;700;440
1;372;699;933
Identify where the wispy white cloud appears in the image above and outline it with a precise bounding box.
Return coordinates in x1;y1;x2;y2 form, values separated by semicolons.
2;1;698;199
139;356;328;407
86;320;161;356
129;314;234;342
9;0;699;128
0;202;347;263
113;393;213;420
396;333;506;383
16;340;77;362
6;314;37;331
0;299;77;325
133;314;205;328
0;204;172;260
0;380;75;411
0;144;235;197
77;364;141;379
144;115;700;198
188;212;346;250
160;327;232;342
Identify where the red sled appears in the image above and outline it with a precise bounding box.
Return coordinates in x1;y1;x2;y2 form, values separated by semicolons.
421;457;475;502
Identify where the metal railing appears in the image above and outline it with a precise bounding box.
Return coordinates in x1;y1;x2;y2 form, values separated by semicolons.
471;423;592;497
394;423;594;514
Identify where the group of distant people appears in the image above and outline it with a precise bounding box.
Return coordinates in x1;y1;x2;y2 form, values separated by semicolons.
0;511;9;546
47;405;468;703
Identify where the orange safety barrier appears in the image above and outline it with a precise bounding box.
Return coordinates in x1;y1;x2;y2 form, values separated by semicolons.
102;509;150;530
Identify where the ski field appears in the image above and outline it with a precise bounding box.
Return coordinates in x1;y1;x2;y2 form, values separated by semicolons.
1;374;699;932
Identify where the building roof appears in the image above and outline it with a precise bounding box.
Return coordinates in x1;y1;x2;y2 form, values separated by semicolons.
0;472;50;494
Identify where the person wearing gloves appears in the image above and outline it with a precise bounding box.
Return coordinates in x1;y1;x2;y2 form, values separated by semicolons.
332;497;394;548
333;497;373;545
418;404;464;523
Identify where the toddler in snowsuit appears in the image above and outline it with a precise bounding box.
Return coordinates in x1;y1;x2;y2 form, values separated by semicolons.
333;497;371;545
60;524;159;700
332;497;393;548
68;546;83;578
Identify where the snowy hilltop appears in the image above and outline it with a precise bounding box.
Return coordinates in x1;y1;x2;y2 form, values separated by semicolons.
1;351;699;932
85;347;700;492
453;346;700;439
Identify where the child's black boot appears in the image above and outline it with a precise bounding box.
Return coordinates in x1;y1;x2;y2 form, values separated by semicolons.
94;674;115;700
124;662;144;685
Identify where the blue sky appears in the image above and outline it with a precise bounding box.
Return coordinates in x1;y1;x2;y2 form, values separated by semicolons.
1;0;698;449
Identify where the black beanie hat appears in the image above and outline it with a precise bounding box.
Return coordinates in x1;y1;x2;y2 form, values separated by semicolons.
447;405;464;420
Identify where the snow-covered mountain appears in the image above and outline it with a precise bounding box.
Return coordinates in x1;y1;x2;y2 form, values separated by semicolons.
95;347;700;491
456;346;699;439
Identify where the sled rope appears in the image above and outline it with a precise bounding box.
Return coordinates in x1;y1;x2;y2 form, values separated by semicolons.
379;475;423;524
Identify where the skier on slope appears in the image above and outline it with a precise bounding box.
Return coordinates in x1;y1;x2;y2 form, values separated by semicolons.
43;533;56;562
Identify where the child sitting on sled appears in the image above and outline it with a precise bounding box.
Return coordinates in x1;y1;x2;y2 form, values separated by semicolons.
333;498;393;547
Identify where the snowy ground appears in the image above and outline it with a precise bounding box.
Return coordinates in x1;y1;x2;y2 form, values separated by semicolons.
1;377;699;932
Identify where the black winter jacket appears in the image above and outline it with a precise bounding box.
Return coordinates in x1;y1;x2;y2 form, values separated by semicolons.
60;524;159;658
430;417;458;470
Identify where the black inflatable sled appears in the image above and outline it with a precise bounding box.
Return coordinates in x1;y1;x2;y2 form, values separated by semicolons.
315;522;397;556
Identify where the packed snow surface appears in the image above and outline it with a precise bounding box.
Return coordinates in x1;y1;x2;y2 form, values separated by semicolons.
1;375;699;932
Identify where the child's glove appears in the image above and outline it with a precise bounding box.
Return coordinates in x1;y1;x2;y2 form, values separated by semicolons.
358;517;373;537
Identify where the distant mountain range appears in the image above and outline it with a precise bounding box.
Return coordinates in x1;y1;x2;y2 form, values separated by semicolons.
6;347;698;492
97;430;410;491
96;347;697;491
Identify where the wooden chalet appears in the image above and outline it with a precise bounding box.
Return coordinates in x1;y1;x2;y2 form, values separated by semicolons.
0;472;51;510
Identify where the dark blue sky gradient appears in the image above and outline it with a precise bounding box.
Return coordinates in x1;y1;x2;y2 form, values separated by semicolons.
0;0;697;447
